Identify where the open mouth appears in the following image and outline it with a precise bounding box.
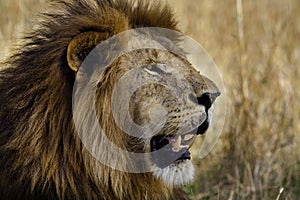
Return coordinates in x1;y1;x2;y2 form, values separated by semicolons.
150;120;209;168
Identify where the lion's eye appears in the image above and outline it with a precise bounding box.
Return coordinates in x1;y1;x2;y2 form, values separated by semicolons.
144;64;165;76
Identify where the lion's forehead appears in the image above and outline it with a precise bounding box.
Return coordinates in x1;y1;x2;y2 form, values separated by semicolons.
115;49;205;85
116;49;189;71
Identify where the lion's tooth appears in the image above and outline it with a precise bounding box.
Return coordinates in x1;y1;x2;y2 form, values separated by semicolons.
172;136;182;152
180;145;189;149
183;134;194;141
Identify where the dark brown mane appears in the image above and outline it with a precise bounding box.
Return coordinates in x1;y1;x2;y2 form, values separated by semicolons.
0;0;185;199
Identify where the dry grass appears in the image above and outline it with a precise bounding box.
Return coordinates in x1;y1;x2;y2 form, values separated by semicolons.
0;0;46;58
171;0;300;199
1;0;300;199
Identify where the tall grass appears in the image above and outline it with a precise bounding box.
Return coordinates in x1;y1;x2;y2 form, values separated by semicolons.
0;0;46;58
172;0;300;199
1;0;300;199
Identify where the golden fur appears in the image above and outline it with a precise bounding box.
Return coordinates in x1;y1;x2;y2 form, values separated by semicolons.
0;0;219;199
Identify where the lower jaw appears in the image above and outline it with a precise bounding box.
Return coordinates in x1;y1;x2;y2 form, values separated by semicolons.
150;148;191;169
151;159;195;186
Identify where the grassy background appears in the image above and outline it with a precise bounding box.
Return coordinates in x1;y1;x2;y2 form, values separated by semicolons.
1;0;300;199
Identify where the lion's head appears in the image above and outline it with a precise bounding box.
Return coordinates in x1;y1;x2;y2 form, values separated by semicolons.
0;0;220;199
69;29;220;186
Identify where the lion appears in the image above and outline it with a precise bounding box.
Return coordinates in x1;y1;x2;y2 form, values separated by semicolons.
0;0;220;199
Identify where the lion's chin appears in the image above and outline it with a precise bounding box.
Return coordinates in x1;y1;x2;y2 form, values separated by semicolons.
151;160;195;186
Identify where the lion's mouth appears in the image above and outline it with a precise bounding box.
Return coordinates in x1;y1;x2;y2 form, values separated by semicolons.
150;121;209;168
150;108;211;168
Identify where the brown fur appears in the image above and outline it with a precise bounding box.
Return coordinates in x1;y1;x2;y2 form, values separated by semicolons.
0;0;191;199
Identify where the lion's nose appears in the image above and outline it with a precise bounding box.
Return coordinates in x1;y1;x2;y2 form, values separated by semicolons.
196;76;221;109
197;92;220;109
189;91;220;110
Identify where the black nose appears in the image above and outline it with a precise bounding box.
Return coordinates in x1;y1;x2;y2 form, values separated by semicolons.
197;92;220;109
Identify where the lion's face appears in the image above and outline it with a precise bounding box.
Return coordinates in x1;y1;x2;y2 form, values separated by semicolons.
106;49;220;186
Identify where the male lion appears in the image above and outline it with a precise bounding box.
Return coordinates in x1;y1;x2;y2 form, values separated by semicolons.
0;0;220;199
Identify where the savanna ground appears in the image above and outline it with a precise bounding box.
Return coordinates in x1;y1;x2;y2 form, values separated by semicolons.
0;0;299;199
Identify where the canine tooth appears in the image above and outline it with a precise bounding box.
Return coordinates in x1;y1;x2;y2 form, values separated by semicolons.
183;134;194;141
172;136;182;152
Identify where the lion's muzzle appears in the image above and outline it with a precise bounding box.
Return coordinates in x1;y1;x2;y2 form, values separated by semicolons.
150;88;220;168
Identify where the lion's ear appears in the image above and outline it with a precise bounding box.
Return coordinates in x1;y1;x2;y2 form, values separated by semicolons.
67;31;109;72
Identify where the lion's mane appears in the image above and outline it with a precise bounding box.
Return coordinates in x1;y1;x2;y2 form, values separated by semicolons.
0;0;188;199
